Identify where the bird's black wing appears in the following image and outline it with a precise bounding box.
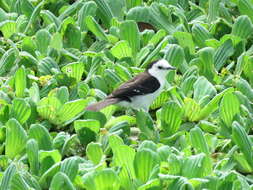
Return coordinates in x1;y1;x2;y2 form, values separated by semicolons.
108;72;160;102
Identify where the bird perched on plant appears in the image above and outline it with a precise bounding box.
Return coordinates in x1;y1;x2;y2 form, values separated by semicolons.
86;59;176;112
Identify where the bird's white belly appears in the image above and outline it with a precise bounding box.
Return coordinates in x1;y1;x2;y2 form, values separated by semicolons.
118;88;162;111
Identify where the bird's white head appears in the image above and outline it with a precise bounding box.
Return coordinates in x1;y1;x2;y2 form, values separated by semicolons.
147;59;176;80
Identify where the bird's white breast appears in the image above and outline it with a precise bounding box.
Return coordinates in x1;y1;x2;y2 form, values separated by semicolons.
118;85;163;111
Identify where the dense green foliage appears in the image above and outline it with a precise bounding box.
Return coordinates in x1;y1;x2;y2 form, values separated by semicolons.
1;0;253;189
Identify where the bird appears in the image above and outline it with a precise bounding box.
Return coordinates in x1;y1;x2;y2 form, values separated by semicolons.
85;59;176;112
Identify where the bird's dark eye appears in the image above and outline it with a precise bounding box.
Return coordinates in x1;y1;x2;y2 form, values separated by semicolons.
158;66;163;69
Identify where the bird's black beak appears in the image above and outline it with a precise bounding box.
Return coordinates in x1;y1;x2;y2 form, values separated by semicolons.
167;66;176;70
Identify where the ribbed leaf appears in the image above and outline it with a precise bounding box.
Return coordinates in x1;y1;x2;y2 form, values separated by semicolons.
85;16;108;41
232;15;253;39
110;40;132;59
196;88;233;120
10;98;31;124
192;24;211;48
183;98;201;122
50;32;63;51
93;0;114;27
136;110;156;140
214;40;234;71
93;169;120;190
174;31;195;54
39;162;61;189
62;62;84;83
149;3;175;33
38;57;60;76
232;122;253;168
190;127;210;154
113;145;136;178
164;44;185;68
207;0;220;23
182;153;212;178
238;0;253;22
50;172;76;190
193;76;216;104
120;20;140;56
37;97;62;123
134;149;159;183
0;20;17;38
28;124;53;151
26;139;39;176
10;173;31;190
0;164;16;190
15;66;26;98
126;0;142;9
60;157;78;181
86;142;104;165
6;118;28;159
55;99;89;124
161;102;183;136
220;92;240;126
35;29;51;55
78;1;97;31
0;48;16;76
198;47;216;82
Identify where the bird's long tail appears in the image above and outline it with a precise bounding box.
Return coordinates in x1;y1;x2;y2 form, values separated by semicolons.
85;98;120;111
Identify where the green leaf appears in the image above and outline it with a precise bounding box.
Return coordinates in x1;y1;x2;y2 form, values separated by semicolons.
237;0;253;22
207;0;220;23
60;157;78;181
190;127;210;154
214;40;234;71
37;97;62;124
35;29;51;55
126;0;142;9
220;92;240;126
197;47;216;82
193;76;216;104
28;124;53;151
55;99;89;125
183;98;201;122
62;62;84;83
5;118;28;159
14;66;26;98
174;31;195;54
10;98;31;124
110;40;132;59
50;32;63;51
113;145;136;178
63;23;81;49
0;20;17;38
86;142;104;165
164;44;185;69
93;169;120;190
85;16;108;41
232;15;253;39
0;164;16;190
232;122;253;168
93;0;114;27
161;102;183;136
136;110;157;141
182;153;212;178
196;88;233;120
78;1;97;31
49;172;76;190
149;3;175;33
192;24;211;48
134;149;159;183
0;48;16;76
26;139;39;176
9;172;32;190
120;20;140;56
